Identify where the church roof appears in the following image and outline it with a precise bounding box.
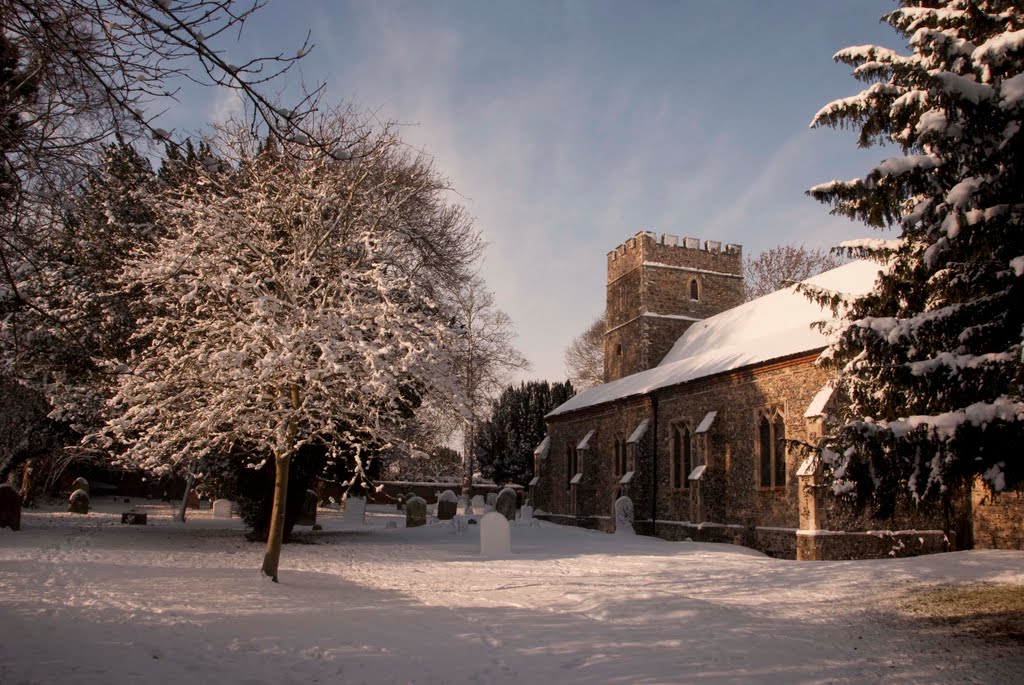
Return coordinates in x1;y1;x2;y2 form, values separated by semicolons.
547;259;881;418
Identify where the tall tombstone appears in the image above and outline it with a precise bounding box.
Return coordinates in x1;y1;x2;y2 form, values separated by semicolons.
68;489;90;514
0;483;22;531
495;487;517;522
471;494;486;512
296;489;317;526
212;498;233;519
405;496;427;528
519;504;535;525
343;495;367;525
458;495;470;515
479;511;511;557
614;495;635;535
436;490;458;521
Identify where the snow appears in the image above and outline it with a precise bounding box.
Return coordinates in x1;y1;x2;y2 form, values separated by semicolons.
576;429;595;450
1011;256;1024;277
533;435;550;459
872;154;939;177
972;28;1024;66
695;410;717;434
804;382;835;418
1000;72;1024;107
932;71;994;104
626;418;649;444
2;501;1021;684
549;261;881;417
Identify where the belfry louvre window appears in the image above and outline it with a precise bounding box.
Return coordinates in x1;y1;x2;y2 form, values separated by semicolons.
671;423;692;489
758;409;786;488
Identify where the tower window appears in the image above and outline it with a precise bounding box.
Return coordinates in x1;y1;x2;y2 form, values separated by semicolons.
616;343;622;356
690;279;699;301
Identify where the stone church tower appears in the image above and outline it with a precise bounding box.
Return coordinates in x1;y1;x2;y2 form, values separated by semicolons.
604;231;744;383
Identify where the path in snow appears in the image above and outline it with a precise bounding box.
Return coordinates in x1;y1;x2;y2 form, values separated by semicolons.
1;501;1021;684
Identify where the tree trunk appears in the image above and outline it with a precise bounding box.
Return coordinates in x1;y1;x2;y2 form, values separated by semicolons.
260;452;291;581
176;471;195;523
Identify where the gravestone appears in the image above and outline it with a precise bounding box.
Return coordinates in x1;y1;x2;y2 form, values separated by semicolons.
614;496;635;535
296;489;317;526
121;511;147;525
212;499;233;519
343;495;367;525
0;483;21;531
71;477;89;494
495;487;517;522
479;511;511;557
405;496;427;528
485;493;498;508
519;504;534;525
457;495;469;515
471;494;486;511
436;490;458;521
68;488;90;514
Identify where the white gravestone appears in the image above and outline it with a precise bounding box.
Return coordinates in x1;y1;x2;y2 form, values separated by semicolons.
471;495;486;511
518;504;535;526
457;495;469;515
614;496;635;535
343;495;366;525
479;511;511;557
212;498;233;519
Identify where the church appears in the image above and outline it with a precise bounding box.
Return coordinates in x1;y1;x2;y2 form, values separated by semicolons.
532;231;1023;560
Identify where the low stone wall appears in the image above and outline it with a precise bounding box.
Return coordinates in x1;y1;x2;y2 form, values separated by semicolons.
796;529;948;560
972;484;1024;550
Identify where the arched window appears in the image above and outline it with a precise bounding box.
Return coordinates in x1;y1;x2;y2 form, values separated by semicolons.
672;423;691;489
566;444;574;491
689;278;699;301
757;409;786;488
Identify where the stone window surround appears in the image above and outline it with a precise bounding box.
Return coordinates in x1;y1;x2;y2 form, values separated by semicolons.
689;276;700;301
755;405;787;490
670;420;693;491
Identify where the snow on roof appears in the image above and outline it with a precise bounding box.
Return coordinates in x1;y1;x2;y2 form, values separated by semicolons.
577;430;596;450
619;471;634;484
547;260;880;418
688;464;707;481
533;435;550;458
626;419;649;444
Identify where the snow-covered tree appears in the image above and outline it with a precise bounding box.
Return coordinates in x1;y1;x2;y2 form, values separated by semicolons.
808;0;1024;520
744;245;843;300
475;380;574;486
446;276;530;493
105;112;477;580
564;313;605;389
1;0;317;424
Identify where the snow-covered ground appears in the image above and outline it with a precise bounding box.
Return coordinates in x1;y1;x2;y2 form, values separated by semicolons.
1;501;1021;684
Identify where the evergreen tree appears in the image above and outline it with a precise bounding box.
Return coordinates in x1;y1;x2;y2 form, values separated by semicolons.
475;380;574;485
808;1;1024;517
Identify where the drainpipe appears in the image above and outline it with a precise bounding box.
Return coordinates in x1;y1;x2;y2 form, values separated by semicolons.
650;394;658;538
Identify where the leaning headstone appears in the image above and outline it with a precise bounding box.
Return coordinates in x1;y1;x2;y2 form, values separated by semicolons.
121;511;147;525
68;488;90;514
296;489;317;526
480;511;511;557
71;477;89;495
436;490;458;520
0;483;22;531
405;496;427;528
495;487;517;522
614;495;635;535
343;495;367;525
212;498;233;519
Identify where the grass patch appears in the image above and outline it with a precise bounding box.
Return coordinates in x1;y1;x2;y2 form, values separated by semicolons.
892;583;1024;642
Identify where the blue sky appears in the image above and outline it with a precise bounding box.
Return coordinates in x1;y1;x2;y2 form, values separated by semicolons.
162;0;902;383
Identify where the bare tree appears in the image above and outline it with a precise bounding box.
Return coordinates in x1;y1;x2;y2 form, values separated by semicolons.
743;245;843;300
564;312;605;389
445;276;530;494
1;0;323;405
